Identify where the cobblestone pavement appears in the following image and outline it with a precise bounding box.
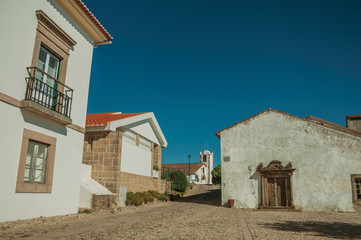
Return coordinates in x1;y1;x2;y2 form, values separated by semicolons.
242;206;361;240
1;185;361;240
0;185;243;240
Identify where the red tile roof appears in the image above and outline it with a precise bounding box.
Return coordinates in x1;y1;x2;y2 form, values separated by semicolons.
347;115;361;120
73;0;113;41
86;112;146;127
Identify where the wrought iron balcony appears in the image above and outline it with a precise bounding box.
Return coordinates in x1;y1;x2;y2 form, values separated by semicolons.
24;67;73;118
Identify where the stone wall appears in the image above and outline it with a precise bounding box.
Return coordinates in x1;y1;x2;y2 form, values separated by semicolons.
347;117;361;132
83;131;122;195
118;171;166;193
83;130;167;206
92;195;117;211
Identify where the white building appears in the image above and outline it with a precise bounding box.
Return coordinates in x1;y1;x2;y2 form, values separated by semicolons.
162;163;208;184
200;150;214;184
216;109;361;212
82;112;168;208
0;0;112;222
162;151;213;184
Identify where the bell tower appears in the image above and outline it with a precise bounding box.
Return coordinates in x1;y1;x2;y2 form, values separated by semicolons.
200;150;214;184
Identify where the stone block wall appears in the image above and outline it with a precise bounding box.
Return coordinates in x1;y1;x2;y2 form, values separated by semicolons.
119;171;166;193
83;130;167;206
83;131;122;195
92;195;117;211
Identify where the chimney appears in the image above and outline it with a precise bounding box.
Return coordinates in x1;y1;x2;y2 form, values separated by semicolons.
346;115;361;132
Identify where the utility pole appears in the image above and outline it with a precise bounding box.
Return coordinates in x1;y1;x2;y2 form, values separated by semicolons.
188;154;191;183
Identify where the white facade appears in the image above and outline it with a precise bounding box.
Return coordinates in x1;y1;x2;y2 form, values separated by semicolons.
0;0;111;222
121;129;152;176
217;109;361;212
200;150;214;184
189;165;208;184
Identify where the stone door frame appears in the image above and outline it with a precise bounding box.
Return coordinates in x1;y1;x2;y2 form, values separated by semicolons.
257;160;295;209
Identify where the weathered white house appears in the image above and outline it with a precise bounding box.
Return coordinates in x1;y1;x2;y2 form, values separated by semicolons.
215;109;361;212
0;0;112;222
82;112;168;209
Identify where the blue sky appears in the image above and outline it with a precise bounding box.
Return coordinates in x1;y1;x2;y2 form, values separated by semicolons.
84;0;361;166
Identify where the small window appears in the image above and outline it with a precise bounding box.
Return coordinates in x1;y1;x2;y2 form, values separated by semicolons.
356;179;361;201
351;174;361;203
16;129;56;193
24;141;49;184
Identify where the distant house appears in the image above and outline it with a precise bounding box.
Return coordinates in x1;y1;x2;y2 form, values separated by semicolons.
82;112;168;208
162;150;214;184
162;163;207;184
216;109;361;212
0;0;112;222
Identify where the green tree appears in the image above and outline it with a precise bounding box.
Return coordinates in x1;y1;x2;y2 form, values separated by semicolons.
169;170;188;192
212;164;221;184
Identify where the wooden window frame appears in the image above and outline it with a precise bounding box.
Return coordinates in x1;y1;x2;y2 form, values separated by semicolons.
31;10;76;86
351;174;361;203
16;129;56;193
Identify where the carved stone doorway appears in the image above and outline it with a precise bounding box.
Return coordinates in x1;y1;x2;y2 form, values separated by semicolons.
257;160;295;209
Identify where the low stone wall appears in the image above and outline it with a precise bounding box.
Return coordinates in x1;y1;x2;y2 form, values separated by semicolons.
92;195;117;211
119;172;166;193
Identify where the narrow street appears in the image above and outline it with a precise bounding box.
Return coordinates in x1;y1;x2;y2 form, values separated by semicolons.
0;185;244;240
2;185;361;239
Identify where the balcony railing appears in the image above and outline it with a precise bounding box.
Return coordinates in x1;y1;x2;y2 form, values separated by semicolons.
25;67;73;118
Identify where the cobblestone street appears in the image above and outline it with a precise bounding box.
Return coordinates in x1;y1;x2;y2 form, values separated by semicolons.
1;185;361;239
0;185;244;240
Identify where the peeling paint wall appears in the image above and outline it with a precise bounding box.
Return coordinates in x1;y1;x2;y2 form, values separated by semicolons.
220;110;361;212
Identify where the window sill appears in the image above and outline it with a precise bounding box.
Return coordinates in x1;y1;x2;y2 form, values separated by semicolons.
20;100;72;125
16;182;52;193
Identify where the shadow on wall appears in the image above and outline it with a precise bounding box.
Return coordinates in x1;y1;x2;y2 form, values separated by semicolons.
249;169;262;208
21;109;67;135
262;221;361;239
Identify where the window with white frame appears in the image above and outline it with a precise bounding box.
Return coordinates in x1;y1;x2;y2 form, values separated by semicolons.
24;141;49;183
16;129;56;193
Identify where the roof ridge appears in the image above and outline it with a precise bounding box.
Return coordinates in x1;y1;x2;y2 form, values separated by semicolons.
215;108;361;139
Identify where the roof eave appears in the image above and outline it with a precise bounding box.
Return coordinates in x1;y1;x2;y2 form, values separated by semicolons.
55;0;113;45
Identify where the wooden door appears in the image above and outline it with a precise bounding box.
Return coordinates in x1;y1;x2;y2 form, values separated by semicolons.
267;177;287;207
277;178;286;206
267;178;276;206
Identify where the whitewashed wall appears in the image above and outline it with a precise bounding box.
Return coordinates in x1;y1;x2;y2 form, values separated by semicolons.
220;110;361;212
0;0;95;222
127;120;161;145
120;132;152;177
0;105;84;221
0;0;94;127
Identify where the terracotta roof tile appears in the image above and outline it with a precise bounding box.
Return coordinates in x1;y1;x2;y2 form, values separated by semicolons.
73;0;113;41
162;163;206;175
347;115;361;120
86;112;146;127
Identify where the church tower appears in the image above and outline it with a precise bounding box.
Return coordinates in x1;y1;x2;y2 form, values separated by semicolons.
200;150;214;184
